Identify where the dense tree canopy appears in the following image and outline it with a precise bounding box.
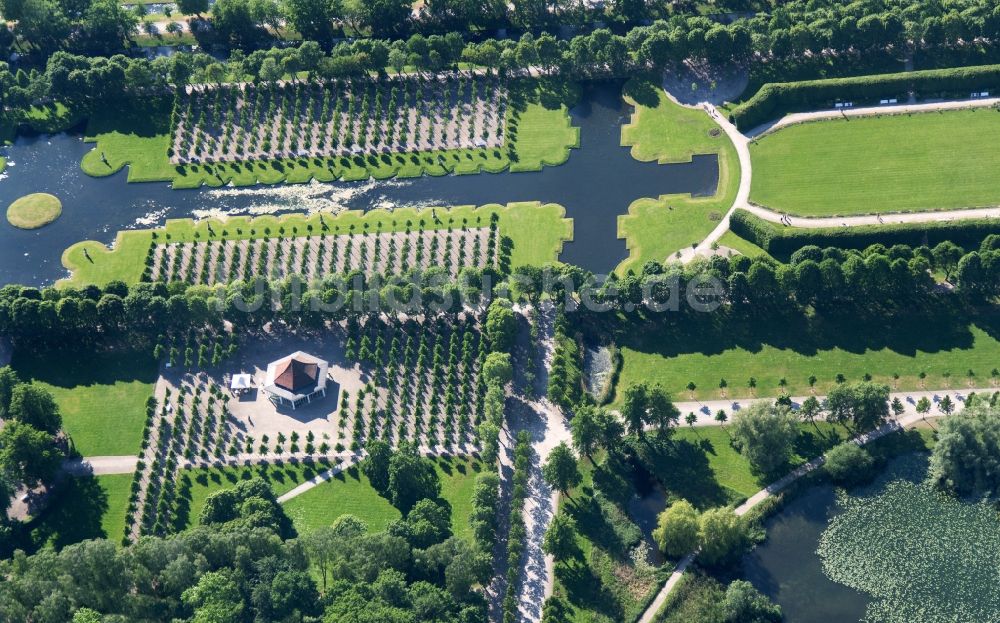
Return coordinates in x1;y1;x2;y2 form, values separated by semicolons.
929;403;1000;496
729;401;798;476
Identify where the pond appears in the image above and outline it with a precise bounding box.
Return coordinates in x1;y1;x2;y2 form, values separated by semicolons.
744;452;1000;623
0;82;718;287
742;486;870;623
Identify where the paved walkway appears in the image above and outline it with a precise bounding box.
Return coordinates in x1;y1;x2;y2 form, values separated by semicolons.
657;88;753;265
65;444;478;477
742;202;1000;228
498;302;572;623
636;385;994;623
657;87;1000;265
276;454;362;503
745;96;1000;138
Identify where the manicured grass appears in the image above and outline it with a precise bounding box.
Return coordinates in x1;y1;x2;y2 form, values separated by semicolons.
11;350;157;457
670;424;848;506
284;464;401;534
283;456;483;539
715;230;770;259
6;192;62;229
59;230;153;288
616;315;1000;400
22;473;133;550
750;108;1000;216
621;84;730;164
97;474;134;543
81;93;578;188
174;461;327;532
617;81;741;273
59;202;572;287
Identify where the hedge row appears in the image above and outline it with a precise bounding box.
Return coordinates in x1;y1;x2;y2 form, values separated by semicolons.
729;209;1000;261
731;64;1000;130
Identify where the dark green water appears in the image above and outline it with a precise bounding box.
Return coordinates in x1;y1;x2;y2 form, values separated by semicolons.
0;83;718;286
742;486;870;623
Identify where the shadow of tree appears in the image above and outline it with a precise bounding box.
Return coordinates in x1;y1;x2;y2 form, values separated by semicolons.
23;476;109;550
635;437;730;509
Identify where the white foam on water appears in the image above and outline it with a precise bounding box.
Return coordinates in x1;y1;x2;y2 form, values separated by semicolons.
189;178;415;220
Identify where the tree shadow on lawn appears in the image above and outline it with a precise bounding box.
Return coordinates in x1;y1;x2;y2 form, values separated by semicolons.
635;436;732;510
555;557;625;622
794;428;843;463
565;492;630;558
11;348;158;388
612;303;987;363
23;476;109;551
87;95;173;137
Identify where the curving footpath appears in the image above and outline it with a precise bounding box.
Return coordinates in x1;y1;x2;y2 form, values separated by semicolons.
636;385;994;623
660;88;1000;265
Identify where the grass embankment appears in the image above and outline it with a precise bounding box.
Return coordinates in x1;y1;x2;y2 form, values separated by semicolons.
616;314;1000;401
6;193;62;229
59;202;573;287
750;108;1000;216
79;89;579;188
617;82;741;273
11;349;157;457
715;230;770;259
284;456;482;539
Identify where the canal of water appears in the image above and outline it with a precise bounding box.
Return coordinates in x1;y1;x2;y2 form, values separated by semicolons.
0;82;718;286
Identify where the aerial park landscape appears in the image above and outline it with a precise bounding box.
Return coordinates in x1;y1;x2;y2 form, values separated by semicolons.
1;1;1000;622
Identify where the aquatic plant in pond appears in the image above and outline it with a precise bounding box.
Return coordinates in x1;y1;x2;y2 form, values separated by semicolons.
817;454;1000;623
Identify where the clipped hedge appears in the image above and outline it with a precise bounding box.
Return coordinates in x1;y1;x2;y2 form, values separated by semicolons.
729;209;1000;261
731;64;1000;130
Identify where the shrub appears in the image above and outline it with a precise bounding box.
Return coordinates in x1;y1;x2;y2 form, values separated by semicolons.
653;499;701;558
730;209;1000;261
732;64;1000;130
824;443;875;487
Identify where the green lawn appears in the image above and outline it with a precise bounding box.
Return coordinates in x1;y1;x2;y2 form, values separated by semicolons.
283;456;483;539
715;230;770;259
22;473;133;550
80;90;578;188
6;192;62;229
750;108;1000;216
669;424;848;506
59;203;572;287
97;474;134;543
617;81;741;273
173;462;327;532
11;350;157;457
615;313;1000;400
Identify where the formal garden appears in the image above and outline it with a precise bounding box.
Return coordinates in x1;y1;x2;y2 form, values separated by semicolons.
60;203;572;288
80;76;579;188
146;218;499;284
616;79;741;273
171;73;508;164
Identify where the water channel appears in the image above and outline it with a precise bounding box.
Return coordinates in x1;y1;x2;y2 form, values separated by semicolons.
0;82;718;287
